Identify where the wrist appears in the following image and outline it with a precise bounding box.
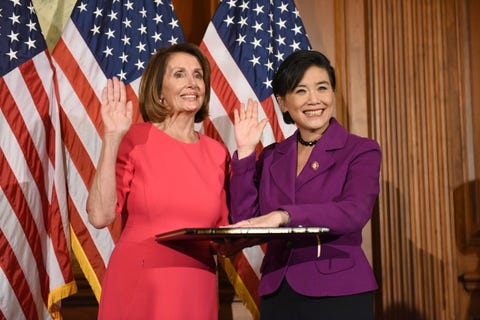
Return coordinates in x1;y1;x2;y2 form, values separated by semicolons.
236;146;256;159
279;210;290;226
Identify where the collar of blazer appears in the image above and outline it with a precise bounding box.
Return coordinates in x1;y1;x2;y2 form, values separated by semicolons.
269;118;349;195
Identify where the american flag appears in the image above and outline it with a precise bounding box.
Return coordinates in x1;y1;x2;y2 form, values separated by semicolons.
0;0;76;319
200;0;311;318
51;0;184;301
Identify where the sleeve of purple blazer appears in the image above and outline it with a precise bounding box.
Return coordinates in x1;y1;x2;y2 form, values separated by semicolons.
229;150;262;223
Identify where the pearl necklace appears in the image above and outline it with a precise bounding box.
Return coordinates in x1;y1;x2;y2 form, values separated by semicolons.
297;133;318;147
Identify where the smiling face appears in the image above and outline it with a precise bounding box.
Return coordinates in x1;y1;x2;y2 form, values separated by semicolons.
161;52;206;116
277;66;335;138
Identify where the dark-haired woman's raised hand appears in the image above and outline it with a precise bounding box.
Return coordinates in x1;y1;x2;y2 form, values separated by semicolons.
233;98;268;159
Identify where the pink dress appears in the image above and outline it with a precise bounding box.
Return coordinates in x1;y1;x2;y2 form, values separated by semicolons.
97;122;229;320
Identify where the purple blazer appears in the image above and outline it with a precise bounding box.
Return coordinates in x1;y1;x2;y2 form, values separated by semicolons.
229;118;381;297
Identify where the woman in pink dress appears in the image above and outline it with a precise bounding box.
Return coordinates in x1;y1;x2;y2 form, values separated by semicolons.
87;43;229;319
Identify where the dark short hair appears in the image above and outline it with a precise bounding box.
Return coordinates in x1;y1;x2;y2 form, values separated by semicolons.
272;50;336;124
138;43;211;123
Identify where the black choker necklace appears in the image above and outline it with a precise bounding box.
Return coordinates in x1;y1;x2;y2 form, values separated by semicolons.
297;133;318;147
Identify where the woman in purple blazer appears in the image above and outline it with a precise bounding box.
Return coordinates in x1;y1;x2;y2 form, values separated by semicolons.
228;50;381;319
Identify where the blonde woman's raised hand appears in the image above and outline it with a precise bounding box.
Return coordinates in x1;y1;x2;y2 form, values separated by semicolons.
233;99;268;159
101;77;133;138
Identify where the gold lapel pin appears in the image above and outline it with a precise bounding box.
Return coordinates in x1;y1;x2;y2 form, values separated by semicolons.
311;161;319;170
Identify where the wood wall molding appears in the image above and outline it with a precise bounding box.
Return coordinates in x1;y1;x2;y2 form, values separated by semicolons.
366;0;479;318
